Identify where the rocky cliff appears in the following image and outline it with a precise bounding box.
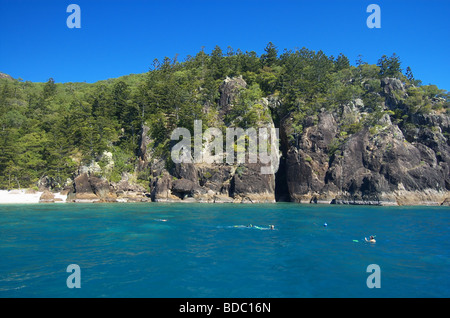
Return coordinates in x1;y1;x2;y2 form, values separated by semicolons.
281;78;450;205
148;76;279;203
140;76;450;206
41;77;450;206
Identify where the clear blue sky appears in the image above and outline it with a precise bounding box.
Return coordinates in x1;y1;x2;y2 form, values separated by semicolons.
0;0;449;90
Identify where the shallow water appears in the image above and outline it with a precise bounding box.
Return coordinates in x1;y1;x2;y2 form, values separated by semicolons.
0;203;449;297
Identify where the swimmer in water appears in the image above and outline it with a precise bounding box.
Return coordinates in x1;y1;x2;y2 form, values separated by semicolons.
365;235;376;243
270;225;275;230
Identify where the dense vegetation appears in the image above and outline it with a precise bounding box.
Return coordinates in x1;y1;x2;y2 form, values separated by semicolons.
1;43;449;189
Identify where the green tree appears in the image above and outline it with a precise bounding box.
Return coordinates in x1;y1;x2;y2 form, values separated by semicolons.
334;53;350;71
261;42;278;68
42;78;57;99
405;66;422;86
210;45;225;80
377;53;402;78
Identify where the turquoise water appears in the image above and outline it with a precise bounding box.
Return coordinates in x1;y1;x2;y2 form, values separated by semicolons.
0;203;449;298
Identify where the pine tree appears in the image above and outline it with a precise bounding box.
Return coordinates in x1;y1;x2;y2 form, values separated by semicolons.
377;53;402;78
210;45;225;80
43;78;57;98
335;53;350;71
261;42;278;68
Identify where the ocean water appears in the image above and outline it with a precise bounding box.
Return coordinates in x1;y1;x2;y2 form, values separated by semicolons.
0;203;449;298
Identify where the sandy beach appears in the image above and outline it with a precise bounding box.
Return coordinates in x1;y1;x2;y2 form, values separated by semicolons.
0;190;67;204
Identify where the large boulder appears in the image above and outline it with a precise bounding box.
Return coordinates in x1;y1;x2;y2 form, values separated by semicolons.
89;176;111;199
231;163;276;203
73;173;93;194
218;75;247;117
39;190;55;203
171;178;196;198
151;172;180;202
381;77;405;95
68;173;100;202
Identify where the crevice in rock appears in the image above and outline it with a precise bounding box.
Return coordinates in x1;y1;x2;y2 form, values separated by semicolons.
274;118;291;202
275;156;290;201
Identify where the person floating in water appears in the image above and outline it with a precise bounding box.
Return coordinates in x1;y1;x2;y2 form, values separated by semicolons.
270;225;275;230
365;235;376;243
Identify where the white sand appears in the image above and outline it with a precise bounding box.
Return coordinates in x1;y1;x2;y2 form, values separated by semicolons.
53;192;68;203
0;190;43;204
0;190;67;204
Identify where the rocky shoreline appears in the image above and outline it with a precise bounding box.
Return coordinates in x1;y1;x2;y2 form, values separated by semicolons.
1;188;449;206
1;184;449;206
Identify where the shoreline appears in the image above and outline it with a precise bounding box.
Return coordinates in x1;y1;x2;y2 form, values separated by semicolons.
0;190;67;204
0;189;449;206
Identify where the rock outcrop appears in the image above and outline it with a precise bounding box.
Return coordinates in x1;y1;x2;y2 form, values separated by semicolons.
280;77;450;206
218;75;247;117
66;172;150;203
39;190;56;203
149;76;278;203
0;72;14;81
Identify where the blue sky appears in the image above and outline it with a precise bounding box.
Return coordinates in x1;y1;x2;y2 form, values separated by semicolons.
0;0;449;90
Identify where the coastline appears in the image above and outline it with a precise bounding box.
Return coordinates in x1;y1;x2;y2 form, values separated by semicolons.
0;190;67;204
0;188;449;206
